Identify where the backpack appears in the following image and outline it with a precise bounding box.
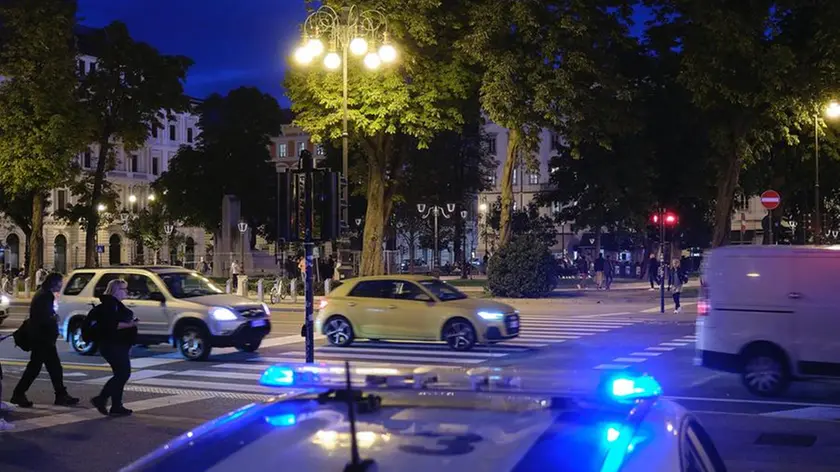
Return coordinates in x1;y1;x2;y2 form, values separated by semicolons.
12;319;32;352
81;307;101;343
679;270;689;285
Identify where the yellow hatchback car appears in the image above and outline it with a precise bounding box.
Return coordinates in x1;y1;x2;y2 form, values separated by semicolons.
315;275;520;351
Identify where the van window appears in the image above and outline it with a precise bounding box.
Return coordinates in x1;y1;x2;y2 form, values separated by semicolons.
64;273;95;296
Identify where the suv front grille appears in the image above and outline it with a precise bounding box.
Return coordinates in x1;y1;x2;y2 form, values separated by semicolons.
238;307;267;318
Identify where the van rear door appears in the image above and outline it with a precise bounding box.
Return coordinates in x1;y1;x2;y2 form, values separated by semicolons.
792;253;840;377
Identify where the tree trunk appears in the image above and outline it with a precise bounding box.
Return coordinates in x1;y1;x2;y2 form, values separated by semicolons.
594;227;602;255
27;193;44;290
85;141;111;266
710;153;743;247
360;161;387;276
498;128;520;246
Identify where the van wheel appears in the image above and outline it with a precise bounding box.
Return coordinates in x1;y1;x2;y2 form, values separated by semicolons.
443;318;476;351
236;340;262;352
177;324;212;361
741;346;790;397
324;316;354;347
69;319;98;355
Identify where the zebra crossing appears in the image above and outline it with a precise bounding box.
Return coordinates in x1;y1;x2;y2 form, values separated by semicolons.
87;316;643;396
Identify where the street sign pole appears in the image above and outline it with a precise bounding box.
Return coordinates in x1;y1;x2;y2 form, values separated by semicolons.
760;190;781;245
302;150;315;364
659;209;665;314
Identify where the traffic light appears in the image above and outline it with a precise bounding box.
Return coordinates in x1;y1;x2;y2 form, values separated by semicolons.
651;211;678;226
664;212;677;225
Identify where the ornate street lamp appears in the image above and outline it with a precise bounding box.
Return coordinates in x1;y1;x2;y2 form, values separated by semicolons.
238;220;249;272
293;5;397;234
418;203;455;270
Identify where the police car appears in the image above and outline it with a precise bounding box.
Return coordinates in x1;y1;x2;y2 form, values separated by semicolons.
122;364;727;472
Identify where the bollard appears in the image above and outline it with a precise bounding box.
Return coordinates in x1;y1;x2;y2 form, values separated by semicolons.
24;277;31;298
225;279;232;294
11;277;20;297
257;278;264;302
324;278;331;295
237;275;248;297
290;279;297;303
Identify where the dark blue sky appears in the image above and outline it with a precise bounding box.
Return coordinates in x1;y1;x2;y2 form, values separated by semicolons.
77;0;307;106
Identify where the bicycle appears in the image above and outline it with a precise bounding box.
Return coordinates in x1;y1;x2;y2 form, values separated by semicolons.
269;277;287;304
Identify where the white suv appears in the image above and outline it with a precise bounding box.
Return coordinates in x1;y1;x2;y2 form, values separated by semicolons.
57;266;271;361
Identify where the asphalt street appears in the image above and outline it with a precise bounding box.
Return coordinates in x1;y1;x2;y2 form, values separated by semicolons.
1;289;839;471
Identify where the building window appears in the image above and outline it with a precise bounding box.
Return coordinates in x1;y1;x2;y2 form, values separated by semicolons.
78;60;85;76
88;62;96;73
528;173;539;185
551;201;561;214
83;150;92;169
487;174;496;186
169;125;176;141
513;201;518;211
487;134;497;154
278;143;288;157
130;154;138;173
187;128;193;143
152;157;159;176
57;190;67;213
315;144;325;156
512;169;518;185
296;141;305;156
151;126;158;138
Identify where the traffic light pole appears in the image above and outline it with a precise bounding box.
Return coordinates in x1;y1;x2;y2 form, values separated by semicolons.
659;209;666;314
302;150;315;363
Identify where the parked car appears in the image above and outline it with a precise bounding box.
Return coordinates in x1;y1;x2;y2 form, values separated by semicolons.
56;266;271;361
315;275;519;351
0;291;9;326
696;245;840;396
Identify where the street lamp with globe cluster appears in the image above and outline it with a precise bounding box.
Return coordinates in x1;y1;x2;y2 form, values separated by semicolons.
292;5;397;241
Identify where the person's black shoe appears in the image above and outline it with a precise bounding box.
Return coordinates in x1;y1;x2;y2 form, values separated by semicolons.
90;396;109;416
54;394;80;406
10;394;33;408
109;406;133;417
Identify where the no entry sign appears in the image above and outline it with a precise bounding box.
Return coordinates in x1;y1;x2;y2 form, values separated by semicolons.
760;190;781;210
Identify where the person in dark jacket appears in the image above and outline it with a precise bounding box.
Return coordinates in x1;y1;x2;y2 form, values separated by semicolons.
11;273;79;407
90;279;137;416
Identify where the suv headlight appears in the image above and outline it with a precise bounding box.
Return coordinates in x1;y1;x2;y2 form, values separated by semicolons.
0;295;9;307
210;307;238;321
477;311;504;321
261;303;271;316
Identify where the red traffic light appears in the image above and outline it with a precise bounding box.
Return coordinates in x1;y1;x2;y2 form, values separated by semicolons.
664;213;677;225
651;214;660;224
651;211;678;226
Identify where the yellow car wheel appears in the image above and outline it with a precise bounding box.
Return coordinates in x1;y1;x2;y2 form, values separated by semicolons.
324;315;354;347
443;318;476;351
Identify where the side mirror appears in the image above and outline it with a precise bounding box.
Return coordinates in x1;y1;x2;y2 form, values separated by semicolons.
149;292;166;304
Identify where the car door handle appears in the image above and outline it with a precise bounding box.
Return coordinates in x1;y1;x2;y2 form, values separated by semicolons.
788;292;803;299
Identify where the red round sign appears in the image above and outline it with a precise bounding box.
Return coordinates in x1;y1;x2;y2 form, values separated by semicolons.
760;190;781;210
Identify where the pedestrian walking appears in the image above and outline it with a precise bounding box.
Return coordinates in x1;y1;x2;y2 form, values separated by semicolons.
0;332;15;431
594;254;605;290
90;279;138;416
230;259;240;291
647;253;659;290
35;266;49;289
672;259;688;313
576;256;589;290
11;273;79;408
604;255;615;290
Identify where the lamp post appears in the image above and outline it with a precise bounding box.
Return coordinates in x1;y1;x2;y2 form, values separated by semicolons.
293;5;398;242
478;201;488;257
417;203;454;271
459;209;468;279
237;220;248;273
814;100;840;244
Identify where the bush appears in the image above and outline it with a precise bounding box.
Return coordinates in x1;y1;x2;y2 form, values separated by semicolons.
487;234;558;298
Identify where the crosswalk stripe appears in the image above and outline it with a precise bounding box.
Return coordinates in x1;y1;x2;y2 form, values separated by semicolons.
131;377;283;394
316;346;513;357
522;321;631;327
178;369;260;381
594;364;630;370
516;335;581;341
495;341;552;347
256;353;487;364
613;357;648;363
348;342;527;353
521;328;607;334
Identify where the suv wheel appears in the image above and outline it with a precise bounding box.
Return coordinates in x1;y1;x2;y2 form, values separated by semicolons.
70;321;97;355
177;324;212;361
324;316;354;347
443;319;476;351
236;339;262;352
741;346;790;397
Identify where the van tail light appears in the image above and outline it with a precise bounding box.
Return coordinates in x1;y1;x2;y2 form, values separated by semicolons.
697;279;709;316
318;299;328;310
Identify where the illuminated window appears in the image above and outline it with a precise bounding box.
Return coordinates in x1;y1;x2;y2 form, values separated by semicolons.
278;143;288;157
529;173;539;185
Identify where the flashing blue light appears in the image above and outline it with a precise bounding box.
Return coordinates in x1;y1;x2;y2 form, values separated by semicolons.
265;414;297;427
260;366;295;387
609;374;662;401
606;426;620;443
600;424;634;472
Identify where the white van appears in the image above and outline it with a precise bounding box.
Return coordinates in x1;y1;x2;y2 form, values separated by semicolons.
696;245;840;396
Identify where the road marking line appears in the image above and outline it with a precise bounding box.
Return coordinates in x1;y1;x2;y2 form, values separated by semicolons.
177;369;260;381
761;406;840;420
317;346;513;357
594;364;630;370
630;352;662;357
523;321;633;327
659;342;689;347
574;312;633;319
261;334;325;347
613;357;648;363
521;327;610;333
646;347;675;352
665;395;840;408
642;302;697;313
130;357;185;369
498;341;552;347
85;369;174;385
131;378;291;394
256;353;487;364
1;359;111;371
9;394;202;433
516;335;581;341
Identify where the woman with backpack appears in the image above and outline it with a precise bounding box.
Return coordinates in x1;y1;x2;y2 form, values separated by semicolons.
89;279;137;417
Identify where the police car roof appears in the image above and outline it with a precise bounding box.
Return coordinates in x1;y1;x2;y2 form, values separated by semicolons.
122;389;687;472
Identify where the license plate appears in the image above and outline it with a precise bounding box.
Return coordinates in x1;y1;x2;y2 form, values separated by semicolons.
251;319;267;328
509;320;519;329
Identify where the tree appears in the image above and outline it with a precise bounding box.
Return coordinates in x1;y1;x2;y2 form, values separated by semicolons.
286;0;476;276
124;202;170;264
645;0;840;246
486;233;557;298
155;87;284;241
0;0;85;287
487;201;558;250
66;21;192;266
459;0;636;247
0;190;50;272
